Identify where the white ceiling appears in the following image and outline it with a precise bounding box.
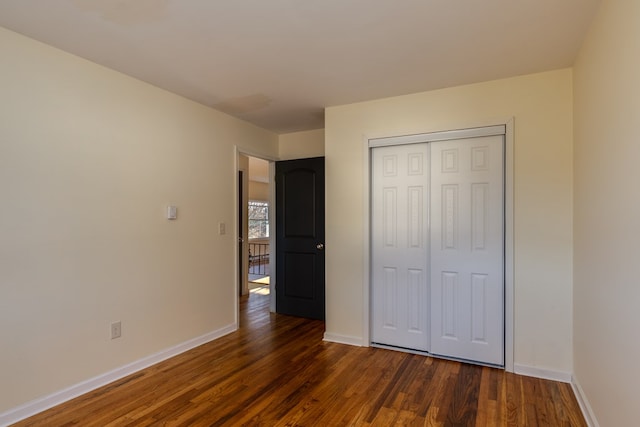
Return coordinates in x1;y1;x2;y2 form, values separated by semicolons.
0;0;600;134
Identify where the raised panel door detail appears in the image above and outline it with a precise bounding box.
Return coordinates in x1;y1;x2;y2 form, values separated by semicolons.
471;183;489;251
408;152;424;176
383;188;397;248
384;267;398;329
383;155;398;177
283;169;316;238
407;186;423;248
442;271;458;339
471;273;488;343
442;184;458;250
471;146;490;171
441;149;459;173
283;252;315;299
407;269;423;332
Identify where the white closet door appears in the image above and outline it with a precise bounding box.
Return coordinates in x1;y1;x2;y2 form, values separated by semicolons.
371;143;430;351
430;135;504;365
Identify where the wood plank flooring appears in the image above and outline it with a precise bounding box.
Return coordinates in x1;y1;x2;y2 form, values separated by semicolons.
13;291;586;426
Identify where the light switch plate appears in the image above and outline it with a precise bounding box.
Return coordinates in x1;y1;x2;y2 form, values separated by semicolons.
111;321;121;339
167;205;177;220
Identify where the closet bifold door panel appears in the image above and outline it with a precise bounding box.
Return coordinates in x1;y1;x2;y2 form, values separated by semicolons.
429;135;504;366
370;132;504;367
371;143;430;352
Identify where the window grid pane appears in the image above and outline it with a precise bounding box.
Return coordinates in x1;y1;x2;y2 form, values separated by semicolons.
248;201;269;239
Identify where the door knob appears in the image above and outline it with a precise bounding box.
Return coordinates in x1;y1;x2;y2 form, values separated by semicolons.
316;243;324;250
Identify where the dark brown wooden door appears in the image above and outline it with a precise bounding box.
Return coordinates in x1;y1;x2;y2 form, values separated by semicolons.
275;157;325;320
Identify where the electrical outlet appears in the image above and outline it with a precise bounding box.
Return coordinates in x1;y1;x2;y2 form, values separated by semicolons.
111;321;122;339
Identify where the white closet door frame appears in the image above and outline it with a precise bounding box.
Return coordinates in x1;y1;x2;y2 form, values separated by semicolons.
362;120;515;371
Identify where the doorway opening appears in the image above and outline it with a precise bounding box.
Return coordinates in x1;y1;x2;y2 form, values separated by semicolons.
248;200;270;288
239;156;272;299
236;150;326;323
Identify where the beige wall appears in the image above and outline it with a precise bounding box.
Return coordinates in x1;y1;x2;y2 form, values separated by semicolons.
573;1;640;425
279;129;325;160
325;69;574;373
0;27;278;413
248;181;269;201
10;4;639;421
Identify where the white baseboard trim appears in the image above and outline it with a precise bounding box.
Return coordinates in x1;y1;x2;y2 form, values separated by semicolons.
513;364;572;383
513;365;600;426
0;323;237;427
323;332;364;347
571;376;600;427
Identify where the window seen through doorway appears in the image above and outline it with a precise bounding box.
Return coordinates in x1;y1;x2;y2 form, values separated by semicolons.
248;201;269;239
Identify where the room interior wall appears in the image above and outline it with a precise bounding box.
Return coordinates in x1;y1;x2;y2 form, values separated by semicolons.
573;0;640;425
0;27;278;414
279;129;325;160
8;4;635;421
248;181;269;201
325;69;574;375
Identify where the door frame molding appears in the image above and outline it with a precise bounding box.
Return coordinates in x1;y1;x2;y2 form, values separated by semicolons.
361;119;515;372
234;146;278;323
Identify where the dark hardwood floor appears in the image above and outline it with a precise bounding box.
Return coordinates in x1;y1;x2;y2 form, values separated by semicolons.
13;290;586;426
